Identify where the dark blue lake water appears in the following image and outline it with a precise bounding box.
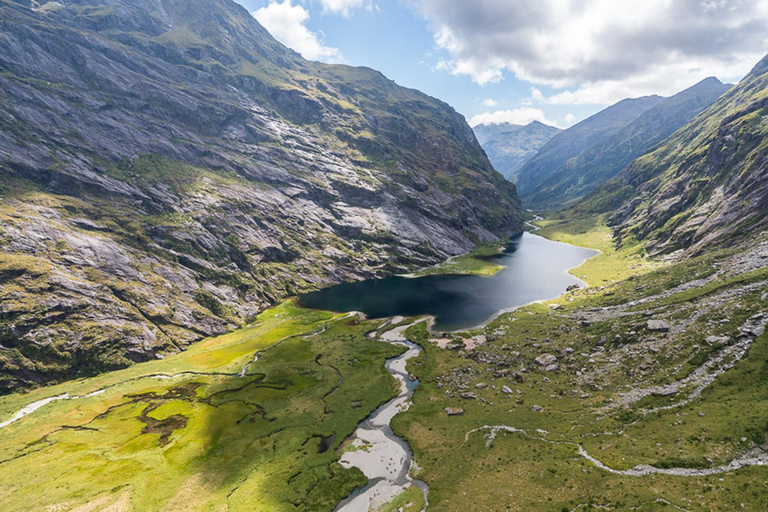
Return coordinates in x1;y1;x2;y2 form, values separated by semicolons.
298;232;598;331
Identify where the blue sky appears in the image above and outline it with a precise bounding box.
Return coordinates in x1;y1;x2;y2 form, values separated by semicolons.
236;1;768;128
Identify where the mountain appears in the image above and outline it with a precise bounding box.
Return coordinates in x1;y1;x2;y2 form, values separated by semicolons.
0;0;523;392
521;78;730;210
473;121;561;181
515;95;664;207
598;55;768;256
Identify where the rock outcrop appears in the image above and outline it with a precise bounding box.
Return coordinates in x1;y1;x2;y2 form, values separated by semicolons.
0;0;524;392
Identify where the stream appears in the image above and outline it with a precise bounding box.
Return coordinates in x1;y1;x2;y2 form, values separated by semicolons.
334;317;429;512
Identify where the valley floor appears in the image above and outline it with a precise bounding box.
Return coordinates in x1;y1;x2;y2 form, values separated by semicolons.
0;216;767;511
394;216;768;511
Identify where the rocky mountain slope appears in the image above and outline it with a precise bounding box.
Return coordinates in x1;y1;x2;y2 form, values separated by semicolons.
473;121;561;182
515;95;664;208
522;78;730;210
577;54;768;256
0;0;523;392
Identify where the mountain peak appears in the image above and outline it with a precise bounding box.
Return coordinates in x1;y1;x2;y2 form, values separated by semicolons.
747;52;768;79
698;76;723;86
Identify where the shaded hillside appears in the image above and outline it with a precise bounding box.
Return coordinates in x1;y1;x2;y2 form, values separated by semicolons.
606;55;768;255
570;54;768;256
516;96;663;208
523;78;730;209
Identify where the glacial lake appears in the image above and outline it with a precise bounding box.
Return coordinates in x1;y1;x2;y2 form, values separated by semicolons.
298;232;599;331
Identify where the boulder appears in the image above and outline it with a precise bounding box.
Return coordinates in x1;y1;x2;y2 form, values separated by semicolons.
647;320;671;332
705;335;728;347
534;353;557;366
444;407;464;416
652;385;679;397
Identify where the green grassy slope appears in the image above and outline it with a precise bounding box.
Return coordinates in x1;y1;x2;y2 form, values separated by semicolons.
394;217;768;511
578;54;768;255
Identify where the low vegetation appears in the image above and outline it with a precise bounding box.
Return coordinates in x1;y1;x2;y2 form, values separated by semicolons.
393;216;768;511
2;211;767;511
414;243;507;277
0;302;404;511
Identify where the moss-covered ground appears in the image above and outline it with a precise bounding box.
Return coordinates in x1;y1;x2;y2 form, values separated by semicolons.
2;214;767;511
413;243;507;277
393;215;768;511
0;301;404;511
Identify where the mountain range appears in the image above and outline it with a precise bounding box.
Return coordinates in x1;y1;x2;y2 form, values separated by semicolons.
472;121;561;182
584;55;768;256
0;0;523;391
511;78;730;210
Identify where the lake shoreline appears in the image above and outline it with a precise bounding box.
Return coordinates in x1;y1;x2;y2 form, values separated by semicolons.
298;232;600;332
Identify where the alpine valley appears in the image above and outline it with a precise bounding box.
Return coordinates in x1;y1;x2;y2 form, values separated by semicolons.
0;1;767;511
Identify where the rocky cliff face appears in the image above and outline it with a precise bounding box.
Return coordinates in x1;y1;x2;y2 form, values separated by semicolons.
473;121;561;182
521;78;730;210
605;56;768;256
515;96;664;209
0;0;523;392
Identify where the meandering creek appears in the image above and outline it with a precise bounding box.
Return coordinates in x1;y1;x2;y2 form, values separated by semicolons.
334;317;429;511
299;232;599;331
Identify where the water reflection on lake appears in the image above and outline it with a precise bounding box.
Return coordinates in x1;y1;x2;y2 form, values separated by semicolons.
299;232;598;331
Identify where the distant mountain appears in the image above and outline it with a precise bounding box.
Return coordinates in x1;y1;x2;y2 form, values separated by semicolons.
473;121;561;181
0;0;523;391
571;54;768;256
516;96;665;208
520;78;730;210
601;55;768;256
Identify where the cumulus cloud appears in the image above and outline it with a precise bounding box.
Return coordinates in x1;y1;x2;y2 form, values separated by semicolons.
481;98;498;107
253;1;343;63
317;0;371;16
470;107;559;127
412;0;768;103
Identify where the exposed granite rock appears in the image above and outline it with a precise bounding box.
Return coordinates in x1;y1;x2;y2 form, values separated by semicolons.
647;320;672;332
534;354;558;366
0;0;524;392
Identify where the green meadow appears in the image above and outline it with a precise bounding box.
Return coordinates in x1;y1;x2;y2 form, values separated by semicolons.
392;217;768;511
0;302;404;511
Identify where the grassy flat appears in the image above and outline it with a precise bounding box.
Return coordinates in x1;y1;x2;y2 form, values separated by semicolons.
0;302;405;511
413;243;507;277
393;216;768;511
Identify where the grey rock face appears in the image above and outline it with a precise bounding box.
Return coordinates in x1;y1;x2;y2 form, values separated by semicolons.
647;320;672;332
0;0;524;392
534;353;557;366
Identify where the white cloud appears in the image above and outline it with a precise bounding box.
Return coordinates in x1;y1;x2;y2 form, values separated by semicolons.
529;87;546;103
481;98;498;107
252;1;343;63
413;0;768;104
469;108;559;127
563;114;576;126
317;0;369;16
